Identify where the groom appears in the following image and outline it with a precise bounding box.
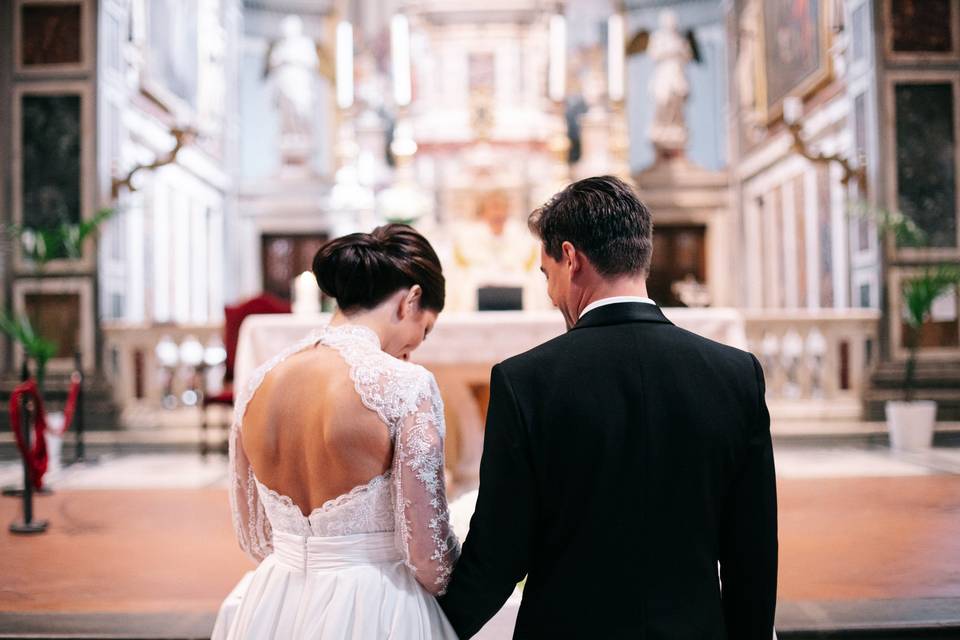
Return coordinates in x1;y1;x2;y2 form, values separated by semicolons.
439;176;778;638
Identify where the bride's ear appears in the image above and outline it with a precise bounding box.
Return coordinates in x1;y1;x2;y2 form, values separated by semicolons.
397;285;423;320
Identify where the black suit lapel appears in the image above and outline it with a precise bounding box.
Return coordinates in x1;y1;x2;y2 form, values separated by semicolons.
571;302;673;332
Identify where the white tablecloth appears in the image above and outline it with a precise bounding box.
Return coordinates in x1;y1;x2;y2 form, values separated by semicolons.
233;309;747;394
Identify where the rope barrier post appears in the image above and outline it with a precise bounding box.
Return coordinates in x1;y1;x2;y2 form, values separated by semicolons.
2;363;31;498
10;364;48;534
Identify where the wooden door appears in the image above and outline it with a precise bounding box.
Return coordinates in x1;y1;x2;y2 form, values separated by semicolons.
647;225;707;307
261;234;328;301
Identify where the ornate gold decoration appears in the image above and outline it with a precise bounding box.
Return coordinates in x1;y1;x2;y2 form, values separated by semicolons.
111;127;196;199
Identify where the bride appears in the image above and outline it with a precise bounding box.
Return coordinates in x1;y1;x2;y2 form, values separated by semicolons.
212;224;459;639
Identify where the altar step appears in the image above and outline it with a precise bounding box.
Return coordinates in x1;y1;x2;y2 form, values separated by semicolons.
1;604;958;640
865;361;960;421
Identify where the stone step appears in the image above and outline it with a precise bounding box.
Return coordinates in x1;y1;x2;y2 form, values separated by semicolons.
870;361;960;390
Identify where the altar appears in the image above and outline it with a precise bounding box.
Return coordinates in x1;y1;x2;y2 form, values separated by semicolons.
234;309;747;488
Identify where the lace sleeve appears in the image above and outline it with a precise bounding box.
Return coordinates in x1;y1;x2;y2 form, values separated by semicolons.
392;371;461;595
228;413;273;563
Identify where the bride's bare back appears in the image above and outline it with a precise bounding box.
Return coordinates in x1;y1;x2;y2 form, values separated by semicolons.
242;344;392;515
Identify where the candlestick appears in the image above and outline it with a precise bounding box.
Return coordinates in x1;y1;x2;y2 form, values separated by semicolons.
391;14;411;107
549;13;566;102
607;14;624;102
336;21;354;109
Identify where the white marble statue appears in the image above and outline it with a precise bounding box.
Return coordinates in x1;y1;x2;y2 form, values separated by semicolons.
267;16;319;164
736;0;763;140
647;10;693;156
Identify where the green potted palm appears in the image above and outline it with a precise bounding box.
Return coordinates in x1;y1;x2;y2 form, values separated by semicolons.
0;313;56;391
887;264;960;450
851;203;960;450
11;207;114;267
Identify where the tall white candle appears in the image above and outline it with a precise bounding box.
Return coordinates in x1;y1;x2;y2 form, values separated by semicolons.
783;96;803;125
292;271;321;315
391;14;411;107
336;21;354;109
607;14;624;102
549;13;566;102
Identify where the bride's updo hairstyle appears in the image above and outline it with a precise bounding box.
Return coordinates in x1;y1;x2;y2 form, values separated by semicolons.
313;223;445;313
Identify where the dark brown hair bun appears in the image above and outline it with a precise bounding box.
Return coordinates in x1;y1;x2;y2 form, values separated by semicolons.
312;224;445;313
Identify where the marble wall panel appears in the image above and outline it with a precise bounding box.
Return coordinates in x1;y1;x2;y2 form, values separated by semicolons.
894;82;957;248
20;94;82;238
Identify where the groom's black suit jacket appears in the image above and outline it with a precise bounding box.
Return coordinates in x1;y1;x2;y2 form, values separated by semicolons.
439;302;778;639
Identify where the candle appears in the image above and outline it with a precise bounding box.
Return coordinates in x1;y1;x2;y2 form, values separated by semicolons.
292;271;321;315
336;21;354;109
783;96;803;125
607;14;624;102
391;14;411;107
549;13;566;102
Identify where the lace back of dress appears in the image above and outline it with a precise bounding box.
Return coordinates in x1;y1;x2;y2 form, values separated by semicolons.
227;323;457;593
228;330;326;562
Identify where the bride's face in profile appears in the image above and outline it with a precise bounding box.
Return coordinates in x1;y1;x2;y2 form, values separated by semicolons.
382;286;438;361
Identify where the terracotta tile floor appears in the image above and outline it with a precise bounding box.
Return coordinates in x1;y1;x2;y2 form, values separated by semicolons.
1;475;959;615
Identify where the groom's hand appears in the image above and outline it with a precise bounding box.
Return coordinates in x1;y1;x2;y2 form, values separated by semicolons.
438;365;535;638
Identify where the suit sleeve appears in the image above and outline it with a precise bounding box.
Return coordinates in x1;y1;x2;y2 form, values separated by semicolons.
719;353;779;639
438;364;536;638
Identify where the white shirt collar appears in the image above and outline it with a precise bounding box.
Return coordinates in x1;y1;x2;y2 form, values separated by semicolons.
579;296;656;320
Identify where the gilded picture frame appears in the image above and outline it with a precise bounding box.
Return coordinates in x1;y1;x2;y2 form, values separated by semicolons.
756;0;833;123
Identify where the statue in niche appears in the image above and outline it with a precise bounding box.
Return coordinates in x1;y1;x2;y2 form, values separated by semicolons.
736;0;764;144
265;16;323;165
627;10;701;159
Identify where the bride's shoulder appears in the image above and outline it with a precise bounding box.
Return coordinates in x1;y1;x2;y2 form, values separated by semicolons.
377;352;435;389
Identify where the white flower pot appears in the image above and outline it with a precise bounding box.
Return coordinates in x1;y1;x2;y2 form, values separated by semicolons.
885;400;937;451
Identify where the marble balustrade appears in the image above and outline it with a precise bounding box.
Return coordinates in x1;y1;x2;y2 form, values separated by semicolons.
102;308;879;477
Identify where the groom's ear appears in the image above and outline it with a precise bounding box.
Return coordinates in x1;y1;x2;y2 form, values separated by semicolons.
561;241;581;273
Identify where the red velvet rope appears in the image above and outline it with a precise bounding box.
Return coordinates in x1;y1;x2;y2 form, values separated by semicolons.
9;380;48;490
58;374;82;436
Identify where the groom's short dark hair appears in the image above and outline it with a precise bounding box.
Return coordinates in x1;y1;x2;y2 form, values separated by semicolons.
528;175;653;276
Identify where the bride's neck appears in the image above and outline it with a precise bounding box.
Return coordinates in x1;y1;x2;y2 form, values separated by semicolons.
329;309;389;344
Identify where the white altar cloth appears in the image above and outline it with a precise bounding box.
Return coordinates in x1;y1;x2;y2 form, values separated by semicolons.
233;309;747;394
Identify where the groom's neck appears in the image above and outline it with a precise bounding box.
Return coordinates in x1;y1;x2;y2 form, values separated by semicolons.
575;274;651;316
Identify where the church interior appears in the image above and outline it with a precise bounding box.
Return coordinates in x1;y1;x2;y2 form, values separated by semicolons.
1;0;960;637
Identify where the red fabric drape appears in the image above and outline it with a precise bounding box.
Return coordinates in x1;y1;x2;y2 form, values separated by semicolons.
58;374;82;436
8;380;48;490
223;294;291;382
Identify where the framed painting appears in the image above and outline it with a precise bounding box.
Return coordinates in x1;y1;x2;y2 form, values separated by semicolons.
758;0;832;122
14;0;92;75
885;0;959;62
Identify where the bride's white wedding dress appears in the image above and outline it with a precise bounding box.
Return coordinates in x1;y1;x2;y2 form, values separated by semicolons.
212;323;459;639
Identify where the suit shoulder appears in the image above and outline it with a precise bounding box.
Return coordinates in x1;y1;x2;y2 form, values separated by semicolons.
497;329;579;376
665;324;757;373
